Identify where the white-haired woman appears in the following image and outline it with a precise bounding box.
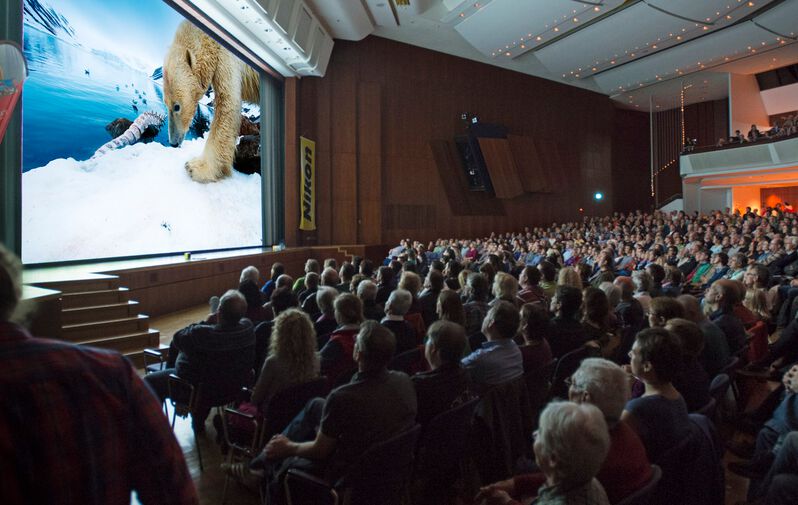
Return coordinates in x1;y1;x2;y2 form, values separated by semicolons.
477;359;650;504
477;401;610;504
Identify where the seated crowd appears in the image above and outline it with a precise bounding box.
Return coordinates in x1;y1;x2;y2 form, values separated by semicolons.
11;205;798;504
137;206;798;504
710;113;798;148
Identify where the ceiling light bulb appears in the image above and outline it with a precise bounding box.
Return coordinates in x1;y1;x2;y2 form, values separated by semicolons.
536;36;542;41
554;27;559;32
573;17;579;22
594;6;600;11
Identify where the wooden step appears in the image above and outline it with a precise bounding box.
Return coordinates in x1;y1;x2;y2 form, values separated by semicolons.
78;329;160;355
62;301;140;326
61;287;130;309
32;275;119;294
62;314;149;342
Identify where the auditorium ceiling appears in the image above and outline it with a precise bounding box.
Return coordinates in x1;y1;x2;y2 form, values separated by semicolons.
305;0;798;111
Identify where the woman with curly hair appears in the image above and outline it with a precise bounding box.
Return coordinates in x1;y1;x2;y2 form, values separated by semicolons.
251;308;320;407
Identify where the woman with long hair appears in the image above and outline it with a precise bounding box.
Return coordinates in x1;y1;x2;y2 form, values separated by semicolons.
251;308;319;407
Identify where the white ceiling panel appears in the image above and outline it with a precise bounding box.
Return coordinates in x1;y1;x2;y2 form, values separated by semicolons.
614;72;730;112
754;0;798;38
305;0;373;40
647;0;774;24
594;21;782;93
536;3;690;79
453;0;624;58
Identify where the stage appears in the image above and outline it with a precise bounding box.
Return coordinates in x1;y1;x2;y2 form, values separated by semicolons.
20;244;387;362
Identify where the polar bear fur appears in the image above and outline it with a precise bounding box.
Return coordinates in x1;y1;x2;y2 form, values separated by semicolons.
163;21;260;182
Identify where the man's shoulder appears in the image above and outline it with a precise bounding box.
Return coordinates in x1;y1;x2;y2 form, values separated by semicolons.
1;335;130;382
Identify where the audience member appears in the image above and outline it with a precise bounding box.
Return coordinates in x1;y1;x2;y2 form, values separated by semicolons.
517;265;547;305
261;321;416;500
319;293;363;386
665;318;711;412
356;280;384;322
260;262;285;299
705;279;747;352
381;289;417;355
517;303;553;373
678;294;730;377
412;321;472;425
437;289;467;328
477;359;650;504
418;269;444;327
461;300;523;389
251;309;320;407
476;402;611;505
314;286;338;348
548;286;589;359
622;327;691;462
146;290;255;428
0;246;198;504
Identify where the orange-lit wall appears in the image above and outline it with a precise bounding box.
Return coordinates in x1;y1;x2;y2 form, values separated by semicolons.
732;186;761;212
762;186;798;208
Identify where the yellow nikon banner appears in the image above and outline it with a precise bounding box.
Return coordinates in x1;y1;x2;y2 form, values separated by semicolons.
299;137;316;231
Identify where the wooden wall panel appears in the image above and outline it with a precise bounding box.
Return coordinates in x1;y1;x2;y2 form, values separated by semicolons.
478;138;524;199
357;82;382;245
289;36;644;244
613;109;652;213
534;139;559;192
508;135;547;193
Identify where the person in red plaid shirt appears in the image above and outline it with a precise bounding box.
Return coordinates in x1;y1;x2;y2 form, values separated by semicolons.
0;245;197;505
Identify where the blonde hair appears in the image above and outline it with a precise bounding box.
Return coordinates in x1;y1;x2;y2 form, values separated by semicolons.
557;267;582;290
492;271;519;302
268;309;319;382
744;287;770;322
398;271;422;297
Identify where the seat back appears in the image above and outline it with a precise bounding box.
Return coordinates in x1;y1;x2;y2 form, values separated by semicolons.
652;414;724;505
746;321;769;363
524;359;557;426
473;374;535;483
709;373;730;402
263;377;331;440
719;356;741;376
615;465;662;505
167;373;198;418
404;312;427;343
550;345;601;399
415;397;480;478
388;345;427;375
337;424;422;505
695;397;717;418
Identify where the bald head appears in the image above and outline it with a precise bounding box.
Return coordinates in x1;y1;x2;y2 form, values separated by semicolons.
677;294;705;323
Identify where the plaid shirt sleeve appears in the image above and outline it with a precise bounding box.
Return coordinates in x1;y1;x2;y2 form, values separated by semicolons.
126;362;198;505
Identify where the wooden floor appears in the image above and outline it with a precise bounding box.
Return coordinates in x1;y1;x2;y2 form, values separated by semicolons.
144;305;261;505
144;305;763;505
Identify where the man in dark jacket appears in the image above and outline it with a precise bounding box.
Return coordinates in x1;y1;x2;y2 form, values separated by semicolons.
145;289;255;427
